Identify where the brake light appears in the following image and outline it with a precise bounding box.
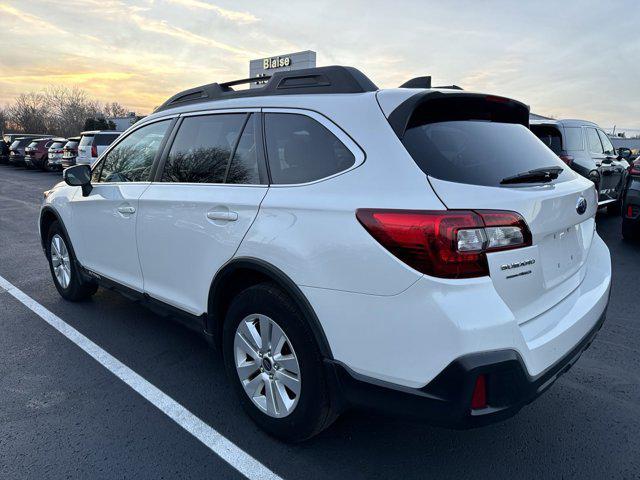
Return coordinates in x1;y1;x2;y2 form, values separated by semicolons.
91;145;98;157
356;209;532;279
629;160;640;175
559;153;574;166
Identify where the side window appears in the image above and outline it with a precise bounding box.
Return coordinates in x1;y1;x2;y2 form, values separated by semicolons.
226;113;260;184
585;128;604;154
161;114;246;183
98;120;170;183
563;127;583;151
264;113;356;184
597;130;615;155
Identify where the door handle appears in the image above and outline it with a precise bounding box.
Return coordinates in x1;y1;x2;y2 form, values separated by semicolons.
117;206;136;215
206;211;238;221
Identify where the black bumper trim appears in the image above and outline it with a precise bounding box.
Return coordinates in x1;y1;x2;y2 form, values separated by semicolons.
325;307;607;429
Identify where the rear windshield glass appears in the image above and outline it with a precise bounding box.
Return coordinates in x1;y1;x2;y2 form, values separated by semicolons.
530;125;562;154
563;127;583;151
50;141;65;149
402;121;570;187
9;141;20;149
64;141;79;148
79;135;94;147
95;133;120;146
27;141;38;148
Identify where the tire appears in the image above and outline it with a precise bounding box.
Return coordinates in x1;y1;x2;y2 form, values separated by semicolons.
45;221;98;301
222;282;336;442
42;156;52;172
607;199;622;215
622;218;640;241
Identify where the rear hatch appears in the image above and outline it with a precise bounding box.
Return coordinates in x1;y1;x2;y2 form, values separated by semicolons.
387;92;597;324
77;134;94;164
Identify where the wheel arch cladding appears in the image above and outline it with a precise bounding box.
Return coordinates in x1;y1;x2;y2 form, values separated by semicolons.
207;257;334;359
39;207;63;250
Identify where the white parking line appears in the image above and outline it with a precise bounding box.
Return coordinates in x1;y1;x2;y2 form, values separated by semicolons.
0;275;282;480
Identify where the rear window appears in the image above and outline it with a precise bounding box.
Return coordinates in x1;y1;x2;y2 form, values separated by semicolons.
95;133;120;146
402;120;569;187
563;127;583;151
530;125;562;154
50;141;65;149
27;141;38;149
64;141;79;149
9;141;20;149
79;135;94;147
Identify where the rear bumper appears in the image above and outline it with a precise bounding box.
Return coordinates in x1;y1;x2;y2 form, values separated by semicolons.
61;157;76;168
9;155;25;166
325;305;607;428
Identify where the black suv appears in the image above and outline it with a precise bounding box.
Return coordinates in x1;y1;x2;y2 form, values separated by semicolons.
531;119;631;213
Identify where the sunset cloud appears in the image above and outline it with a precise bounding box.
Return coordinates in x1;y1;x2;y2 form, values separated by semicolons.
0;0;638;128
166;0;259;24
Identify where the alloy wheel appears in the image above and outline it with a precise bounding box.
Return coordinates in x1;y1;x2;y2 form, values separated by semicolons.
233;314;301;418
50;234;72;289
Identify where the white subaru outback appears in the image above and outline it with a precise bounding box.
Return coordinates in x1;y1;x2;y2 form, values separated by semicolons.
40;66;611;442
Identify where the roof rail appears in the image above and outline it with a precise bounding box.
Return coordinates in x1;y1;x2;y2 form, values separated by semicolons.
155;65;378;112
433;85;463;90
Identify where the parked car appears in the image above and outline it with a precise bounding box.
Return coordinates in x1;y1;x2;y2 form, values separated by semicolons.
45;139;69;171
2;134;47;164
622;158;640;240
8;137;34;166
530;119;630;213
41;66;611;442
61;137;81;168
76;131;121;165
24;138;55;170
0;138;9;164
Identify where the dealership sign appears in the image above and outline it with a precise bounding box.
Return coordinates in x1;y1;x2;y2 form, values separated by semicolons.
250;50;317;88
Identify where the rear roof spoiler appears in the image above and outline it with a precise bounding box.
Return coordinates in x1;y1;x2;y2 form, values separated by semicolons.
387;91;530;139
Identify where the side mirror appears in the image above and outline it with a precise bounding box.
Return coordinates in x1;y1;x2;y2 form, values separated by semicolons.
617;147;632;160
63;164;93;196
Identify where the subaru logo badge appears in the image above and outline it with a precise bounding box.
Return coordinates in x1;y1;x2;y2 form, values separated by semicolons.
576;196;587;215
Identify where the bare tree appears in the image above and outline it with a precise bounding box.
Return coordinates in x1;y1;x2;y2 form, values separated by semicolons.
103;102;130;118
8;92;48;134
4;86;133;137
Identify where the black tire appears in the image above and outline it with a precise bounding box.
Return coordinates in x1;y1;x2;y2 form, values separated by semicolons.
45;221;98;301
42;156;52;172
607;199;622;215
222;282;336;442
622;218;640;241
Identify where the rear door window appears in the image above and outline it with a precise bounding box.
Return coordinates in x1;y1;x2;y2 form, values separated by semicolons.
264;113;355;184
585;128;604;154
402;120;569;187
563;127;583;151
161;113;246;183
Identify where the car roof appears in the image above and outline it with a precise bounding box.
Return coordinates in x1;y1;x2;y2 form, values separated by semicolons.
530;118;599;128
80;130;121;135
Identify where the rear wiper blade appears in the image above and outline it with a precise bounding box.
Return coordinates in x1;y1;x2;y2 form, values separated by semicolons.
500;166;563;185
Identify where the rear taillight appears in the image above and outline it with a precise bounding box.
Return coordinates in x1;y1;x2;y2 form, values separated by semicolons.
356;209;532;279
627;205;640;219
629;160;640;175
471;375;487;410
559;153;574;166
91;145;98;157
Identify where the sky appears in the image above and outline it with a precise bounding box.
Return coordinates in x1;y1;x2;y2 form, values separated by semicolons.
0;0;638;130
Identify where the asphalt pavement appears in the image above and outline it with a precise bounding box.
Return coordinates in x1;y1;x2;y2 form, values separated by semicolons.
1;164;639;479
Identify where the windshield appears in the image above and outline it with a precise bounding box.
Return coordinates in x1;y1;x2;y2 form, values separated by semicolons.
402;120;571;187
530;125;562;155
79;135;94;147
